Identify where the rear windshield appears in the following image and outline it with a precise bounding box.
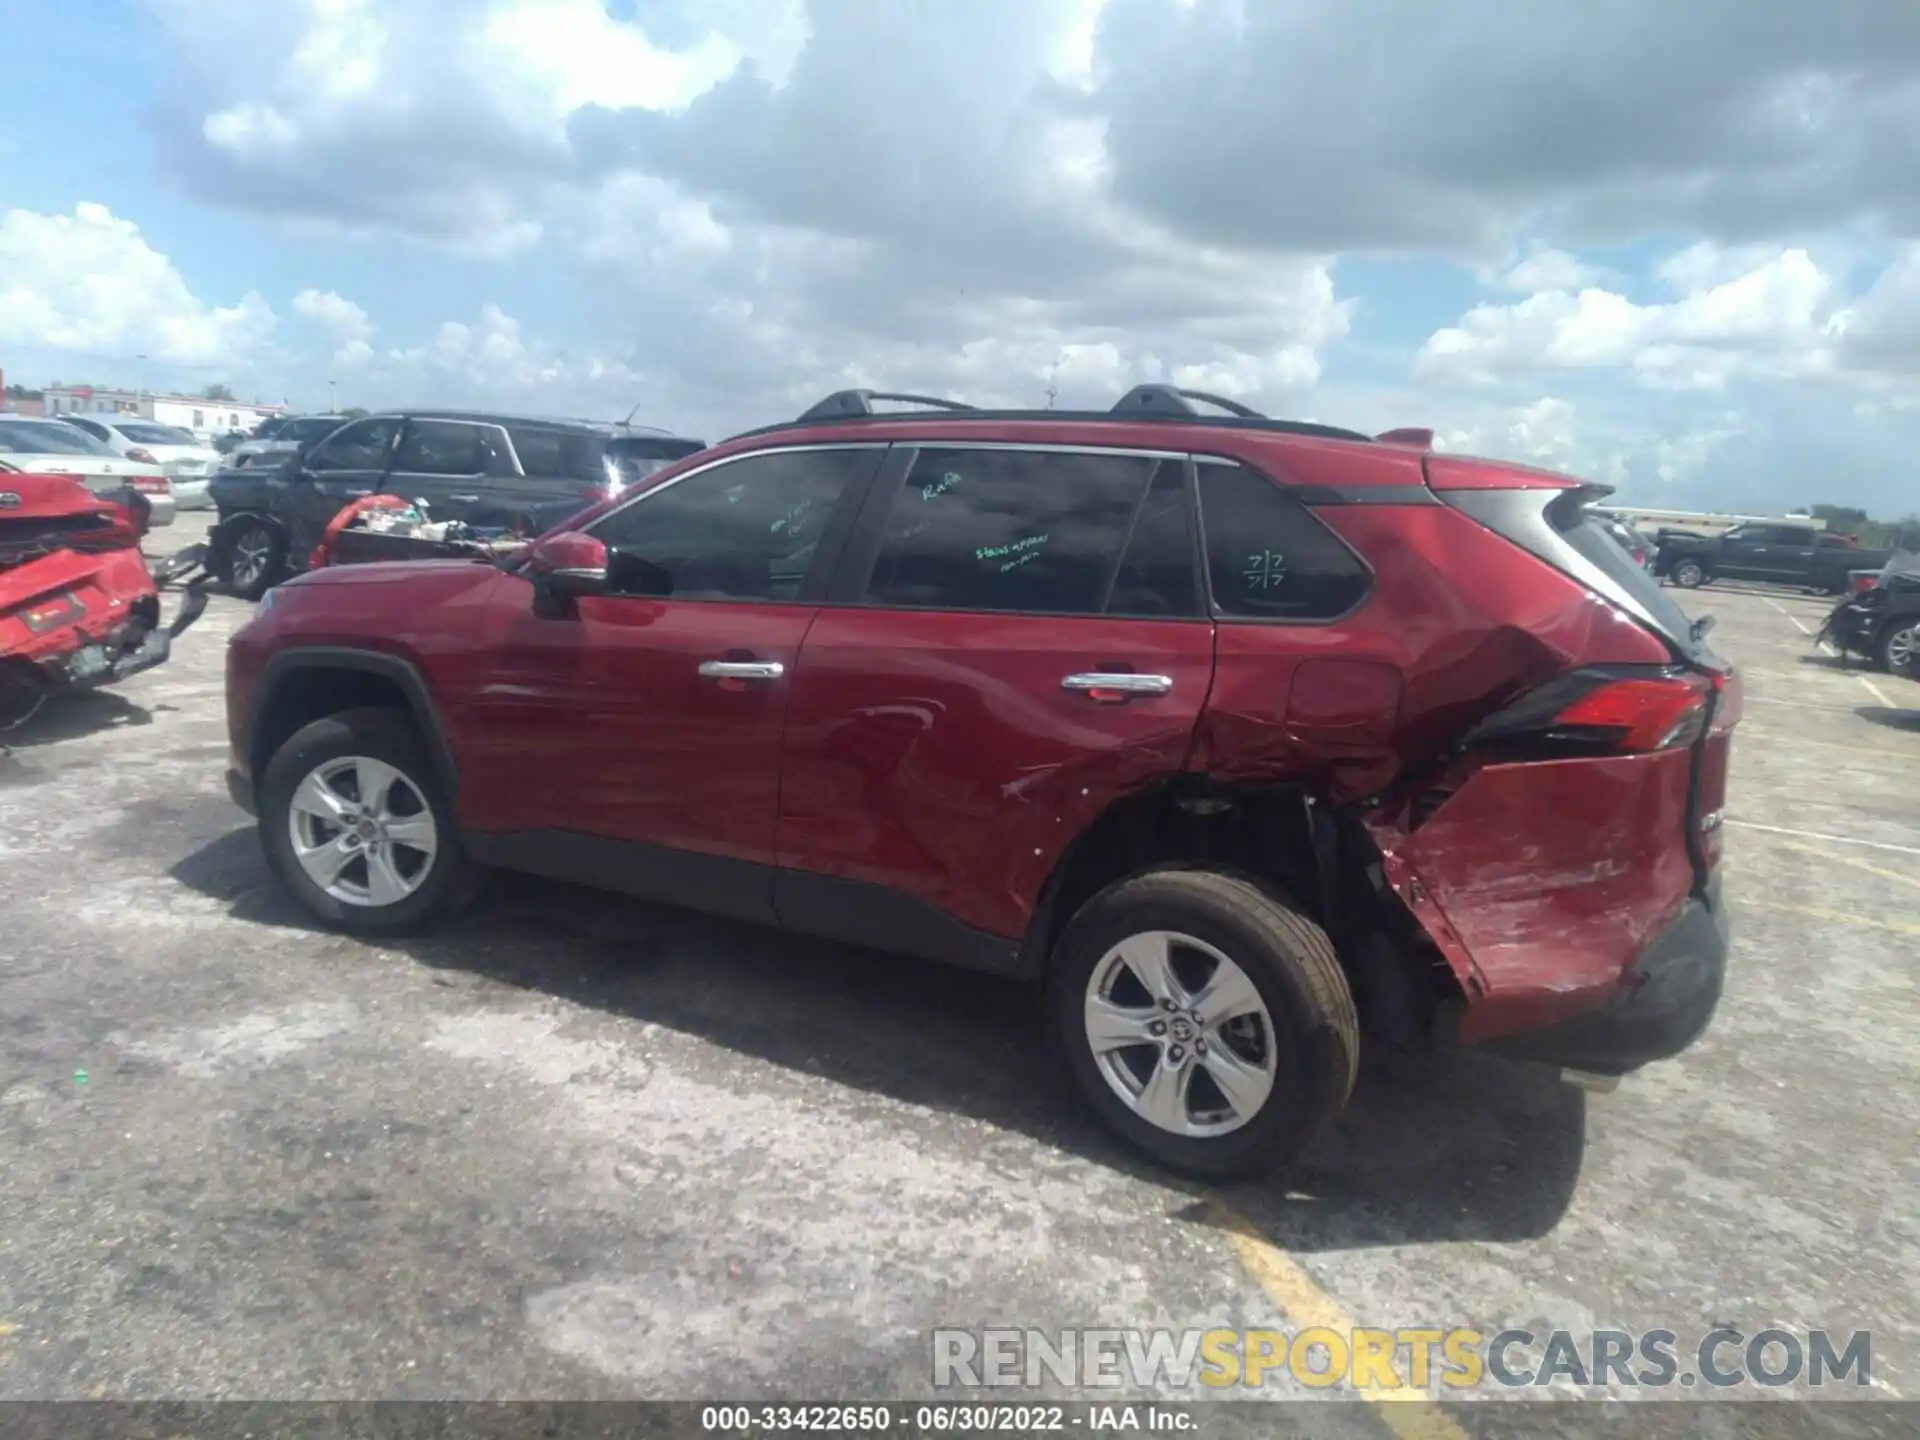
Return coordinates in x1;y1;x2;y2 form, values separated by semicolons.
278;417;345;445
605;434;705;486
0;420;114;456
1559;502;1707;654
119;423;199;445
506;425;704;484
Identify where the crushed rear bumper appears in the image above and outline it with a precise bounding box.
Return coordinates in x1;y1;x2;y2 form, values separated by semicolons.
1476;874;1729;1076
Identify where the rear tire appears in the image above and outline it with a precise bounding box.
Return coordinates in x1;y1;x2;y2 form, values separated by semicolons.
1050;869;1359;1179
225;519;286;600
259;707;480;935
1671;558;1707;588
1874;620;1919;677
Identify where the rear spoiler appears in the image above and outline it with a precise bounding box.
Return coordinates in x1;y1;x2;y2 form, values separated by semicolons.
1375;428;1434;450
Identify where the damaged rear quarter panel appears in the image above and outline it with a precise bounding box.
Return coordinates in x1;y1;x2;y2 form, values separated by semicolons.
1379;748;1697;1041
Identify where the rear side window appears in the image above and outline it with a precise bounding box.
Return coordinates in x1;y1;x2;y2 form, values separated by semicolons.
1196;462;1371;619
862;447;1185;616
506;425;605;482
1561;508;1702;644
393;420;488;475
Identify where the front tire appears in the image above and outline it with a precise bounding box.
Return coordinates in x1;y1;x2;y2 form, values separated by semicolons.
1671;558;1707;588
258;707;480;935
1051;869;1359;1179
1875;619;1919;677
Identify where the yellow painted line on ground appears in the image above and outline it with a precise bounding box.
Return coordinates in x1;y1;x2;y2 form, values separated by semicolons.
1743;897;1920;938
1775;839;1920;893
1208;1201;1470;1440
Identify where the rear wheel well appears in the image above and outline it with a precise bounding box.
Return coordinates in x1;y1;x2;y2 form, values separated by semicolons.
1025;781;1463;1046
250;667;414;779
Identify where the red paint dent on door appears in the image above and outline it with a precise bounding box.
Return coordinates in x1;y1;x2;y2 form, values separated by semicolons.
777;608;1214;938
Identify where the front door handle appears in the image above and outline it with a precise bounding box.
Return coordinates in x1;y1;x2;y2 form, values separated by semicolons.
1061;672;1173;697
699;660;786;681
344;488;373;498
450;493;480;504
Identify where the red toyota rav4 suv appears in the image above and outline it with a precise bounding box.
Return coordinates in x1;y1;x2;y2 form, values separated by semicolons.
224;385;1738;1176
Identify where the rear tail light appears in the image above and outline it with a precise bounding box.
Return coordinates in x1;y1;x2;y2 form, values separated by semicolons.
1462;666;1714;759
1850;573;1880;597
126;447;160;464
129;475;171;495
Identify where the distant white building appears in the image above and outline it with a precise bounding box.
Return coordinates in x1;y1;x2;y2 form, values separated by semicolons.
40;385;285;441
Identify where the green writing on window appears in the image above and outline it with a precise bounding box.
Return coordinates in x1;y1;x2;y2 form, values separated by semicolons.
922;471;961;502
976;534;1049;562
1244;551;1287;590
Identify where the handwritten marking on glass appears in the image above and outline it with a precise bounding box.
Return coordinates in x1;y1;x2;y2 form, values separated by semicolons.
976;534;1049;563
1244;550;1288;590
922;471;961;502
1000;549;1042;573
771;497;815;535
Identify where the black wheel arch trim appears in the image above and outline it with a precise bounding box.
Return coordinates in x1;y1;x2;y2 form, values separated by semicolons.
249;646;461;798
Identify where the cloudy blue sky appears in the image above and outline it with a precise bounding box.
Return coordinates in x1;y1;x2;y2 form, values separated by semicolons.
4;0;1920;515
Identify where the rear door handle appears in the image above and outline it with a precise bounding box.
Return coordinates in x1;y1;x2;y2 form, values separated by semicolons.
699;660;786;681
1061;672;1173;696
451;494;481;504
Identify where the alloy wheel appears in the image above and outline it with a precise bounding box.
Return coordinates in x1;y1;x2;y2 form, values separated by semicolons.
231;526;274;590
1888;623;1919;674
1082;930;1279;1138
287;754;439;907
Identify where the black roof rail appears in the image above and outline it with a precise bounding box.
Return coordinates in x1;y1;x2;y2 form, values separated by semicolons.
1111;384;1266;420
798;389;978;421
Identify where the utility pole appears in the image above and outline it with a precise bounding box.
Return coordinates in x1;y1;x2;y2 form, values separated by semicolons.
1045;355;1062;410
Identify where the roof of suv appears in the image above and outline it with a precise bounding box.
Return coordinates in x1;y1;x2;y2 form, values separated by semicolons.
725;385;1391;446
355;408;699;442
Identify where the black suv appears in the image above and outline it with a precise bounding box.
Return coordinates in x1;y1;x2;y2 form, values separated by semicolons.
206;410;705;598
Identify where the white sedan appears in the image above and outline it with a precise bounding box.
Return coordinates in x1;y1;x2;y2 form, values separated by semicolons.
0;416;175;527
56;414;221;510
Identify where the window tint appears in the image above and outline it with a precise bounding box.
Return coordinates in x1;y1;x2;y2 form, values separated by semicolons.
505;424;605;482
864;448;1164;615
590;447;875;603
393;420;488;475
282;416;349;446
1105;461;1203;617
119;423;198;445
0;421;113;456
1196;462;1372;619
305;417;400;471
606;435;706;489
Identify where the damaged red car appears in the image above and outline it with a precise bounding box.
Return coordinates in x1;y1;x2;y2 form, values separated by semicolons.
223;386;1738;1177
1;471;207;730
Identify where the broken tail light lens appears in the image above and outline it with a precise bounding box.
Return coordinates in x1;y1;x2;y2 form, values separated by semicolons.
19;592;86;633
1462;667;1715;759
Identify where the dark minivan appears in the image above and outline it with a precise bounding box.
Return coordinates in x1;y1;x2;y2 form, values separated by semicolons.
207;410;705;598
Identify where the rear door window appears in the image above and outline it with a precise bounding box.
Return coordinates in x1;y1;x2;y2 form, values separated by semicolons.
504;424;605;484
392;420;490;476
1195;461;1372;619
861;447;1181;616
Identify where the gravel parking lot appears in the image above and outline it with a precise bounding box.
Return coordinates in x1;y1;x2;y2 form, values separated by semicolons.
2;513;1916;1426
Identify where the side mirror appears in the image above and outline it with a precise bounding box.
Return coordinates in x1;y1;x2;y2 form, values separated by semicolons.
527;530;609;597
